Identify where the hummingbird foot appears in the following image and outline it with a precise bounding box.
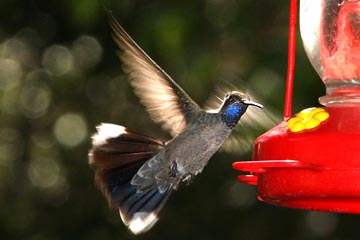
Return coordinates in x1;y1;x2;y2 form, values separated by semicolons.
182;173;195;185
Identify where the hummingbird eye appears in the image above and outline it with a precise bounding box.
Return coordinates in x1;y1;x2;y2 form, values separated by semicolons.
227;96;235;103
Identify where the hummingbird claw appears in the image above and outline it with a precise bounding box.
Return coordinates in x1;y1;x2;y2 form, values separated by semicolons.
183;173;195;185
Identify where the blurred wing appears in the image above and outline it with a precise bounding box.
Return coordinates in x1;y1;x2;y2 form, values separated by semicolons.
108;12;200;137
205;82;281;154
227;103;280;154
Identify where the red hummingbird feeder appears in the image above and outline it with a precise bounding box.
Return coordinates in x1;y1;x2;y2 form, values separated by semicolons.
233;0;360;213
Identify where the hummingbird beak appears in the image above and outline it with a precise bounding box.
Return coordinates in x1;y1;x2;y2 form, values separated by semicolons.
242;100;263;108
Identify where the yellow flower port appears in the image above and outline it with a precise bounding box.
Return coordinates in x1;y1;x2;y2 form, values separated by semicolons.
287;107;330;133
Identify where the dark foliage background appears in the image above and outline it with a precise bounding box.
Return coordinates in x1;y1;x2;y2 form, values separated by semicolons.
0;0;359;239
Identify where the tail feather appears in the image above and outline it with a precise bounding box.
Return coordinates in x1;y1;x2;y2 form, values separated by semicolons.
90;124;162;170
119;187;171;234
89;123;172;235
91;151;157;171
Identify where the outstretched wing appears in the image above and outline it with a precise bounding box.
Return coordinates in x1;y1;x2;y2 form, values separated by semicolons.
108;12;200;137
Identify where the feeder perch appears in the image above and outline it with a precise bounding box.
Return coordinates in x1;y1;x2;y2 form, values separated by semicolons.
233;0;360;213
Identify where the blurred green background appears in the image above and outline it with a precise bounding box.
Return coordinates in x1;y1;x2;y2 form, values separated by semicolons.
0;0;359;239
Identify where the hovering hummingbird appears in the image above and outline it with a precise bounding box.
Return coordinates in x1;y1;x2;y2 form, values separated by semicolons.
88;12;263;235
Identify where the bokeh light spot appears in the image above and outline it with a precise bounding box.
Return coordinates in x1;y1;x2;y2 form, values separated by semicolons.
28;157;61;189
72;35;103;69
42;45;74;76
1;36;38;68
54;113;88;147
0;58;23;90
25;69;52;84
1;87;21;115
27;155;70;204
20;85;51;119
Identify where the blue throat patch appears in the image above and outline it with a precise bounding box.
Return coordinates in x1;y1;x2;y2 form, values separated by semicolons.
222;104;246;128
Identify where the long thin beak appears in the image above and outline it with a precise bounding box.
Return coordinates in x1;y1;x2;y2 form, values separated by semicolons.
242;100;263;108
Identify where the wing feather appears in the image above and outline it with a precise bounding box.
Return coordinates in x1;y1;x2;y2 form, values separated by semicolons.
107;12;200;136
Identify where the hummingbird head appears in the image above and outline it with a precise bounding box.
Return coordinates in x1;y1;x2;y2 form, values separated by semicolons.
220;91;263;128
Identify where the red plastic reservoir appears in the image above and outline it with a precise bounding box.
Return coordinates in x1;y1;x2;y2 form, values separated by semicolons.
234;106;360;213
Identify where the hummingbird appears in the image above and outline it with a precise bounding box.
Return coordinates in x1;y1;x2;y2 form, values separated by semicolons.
88;12;263;235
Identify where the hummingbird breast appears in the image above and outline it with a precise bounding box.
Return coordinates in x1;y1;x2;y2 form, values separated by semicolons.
132;112;233;192
166;112;232;177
